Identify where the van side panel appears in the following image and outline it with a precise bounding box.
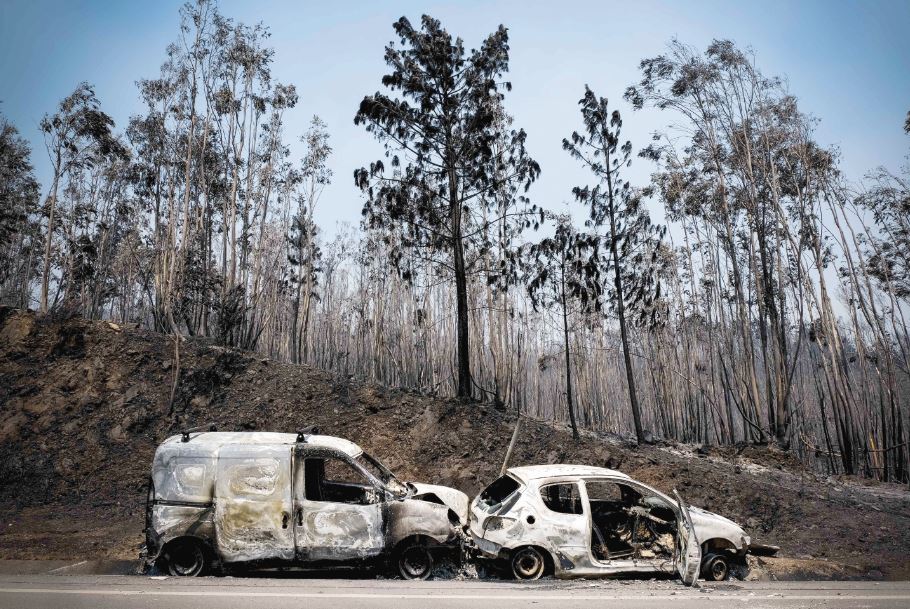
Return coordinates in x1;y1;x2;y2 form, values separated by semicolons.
148;504;216;557
214;444;295;563
152;443;217;504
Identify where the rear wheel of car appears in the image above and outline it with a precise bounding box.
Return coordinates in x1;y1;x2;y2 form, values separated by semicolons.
162;538;207;577
397;543;434;580
701;553;730;581
511;546;546;580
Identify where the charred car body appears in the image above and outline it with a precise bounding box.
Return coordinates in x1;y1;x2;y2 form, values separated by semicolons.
144;430;468;578
470;465;754;583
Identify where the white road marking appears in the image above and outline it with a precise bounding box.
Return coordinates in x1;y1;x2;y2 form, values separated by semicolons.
0;588;909;601
45;561;87;574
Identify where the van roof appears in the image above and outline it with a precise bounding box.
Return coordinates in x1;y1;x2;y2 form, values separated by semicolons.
160;431;362;457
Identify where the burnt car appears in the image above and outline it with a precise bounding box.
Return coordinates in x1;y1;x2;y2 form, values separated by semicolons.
470;465;755;584
144;429;468;579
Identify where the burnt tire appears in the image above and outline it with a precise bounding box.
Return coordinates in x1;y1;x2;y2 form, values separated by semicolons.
396;543;434;580
511;546;546;580
701;553;730;581
161;538;207;577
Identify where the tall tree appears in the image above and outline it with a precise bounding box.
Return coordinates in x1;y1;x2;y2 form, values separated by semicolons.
859;164;910;303
0;115;41;307
625;41;843;449
289;116;332;364
38;83;123;313
563;86;665;444
354;15;540;399
526;215;603;439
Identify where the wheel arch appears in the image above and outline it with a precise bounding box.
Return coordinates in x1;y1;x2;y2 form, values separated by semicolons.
386;500;458;547
392;533;440;553
701;537;738;555
157;534;218;574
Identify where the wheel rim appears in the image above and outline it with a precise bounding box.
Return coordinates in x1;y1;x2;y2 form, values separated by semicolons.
167;541;204;576
400;546;432;579
513;547;544;580
710;557;728;581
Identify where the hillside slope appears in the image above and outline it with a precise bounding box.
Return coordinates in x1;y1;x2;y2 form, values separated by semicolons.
1;308;908;579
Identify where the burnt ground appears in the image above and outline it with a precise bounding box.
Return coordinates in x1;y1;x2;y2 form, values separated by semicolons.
0;308;908;580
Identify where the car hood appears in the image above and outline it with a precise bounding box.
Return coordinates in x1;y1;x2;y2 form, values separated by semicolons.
410;482;469;524
687;505;749;550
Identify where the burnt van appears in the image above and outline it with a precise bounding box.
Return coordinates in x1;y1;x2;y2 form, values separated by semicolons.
143;429;468;579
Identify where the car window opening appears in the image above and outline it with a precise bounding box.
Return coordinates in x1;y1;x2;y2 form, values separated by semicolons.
304;457;375;505
478;475;521;511
540;482;583;515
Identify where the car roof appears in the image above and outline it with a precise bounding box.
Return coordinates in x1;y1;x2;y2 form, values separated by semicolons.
160;431;362;458
507;464;631;483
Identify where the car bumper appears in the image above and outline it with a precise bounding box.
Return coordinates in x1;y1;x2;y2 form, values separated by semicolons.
471;532;504;558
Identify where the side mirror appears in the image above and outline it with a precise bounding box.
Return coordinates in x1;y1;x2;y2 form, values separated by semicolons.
365;488;380;505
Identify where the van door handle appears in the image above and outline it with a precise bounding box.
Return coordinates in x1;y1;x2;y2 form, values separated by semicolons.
296;508;303;526
282;512;289;529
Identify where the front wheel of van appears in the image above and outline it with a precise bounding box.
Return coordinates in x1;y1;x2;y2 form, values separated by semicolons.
162;538;207;577
396;543;434;580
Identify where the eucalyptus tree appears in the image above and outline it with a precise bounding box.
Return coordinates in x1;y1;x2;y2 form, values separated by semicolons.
58;145;132;317
38;83;124;313
219;20;274;296
525;215;603;439
625;41;862;451
859;165;910;304
240;81;297;349
851;117;910;480
622;39;910;476
289;116;332;364
0;116;41;307
563;86;665;444
354;15;540;399
170;0;217;336
624;42;769;443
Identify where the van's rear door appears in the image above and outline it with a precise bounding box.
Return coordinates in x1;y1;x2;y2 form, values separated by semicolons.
214;444;294;563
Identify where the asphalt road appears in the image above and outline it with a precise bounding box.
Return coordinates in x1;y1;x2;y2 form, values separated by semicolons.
0;575;909;609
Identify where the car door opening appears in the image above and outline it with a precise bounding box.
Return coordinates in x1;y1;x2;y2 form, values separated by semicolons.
585;480;676;564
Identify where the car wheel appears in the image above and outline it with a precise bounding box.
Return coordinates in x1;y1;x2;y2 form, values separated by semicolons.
511;546;546;580
162;538;207;577
702;553;730;581
397;543;434;580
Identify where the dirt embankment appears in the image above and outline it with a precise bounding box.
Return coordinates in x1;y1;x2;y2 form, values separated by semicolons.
0;308;908;580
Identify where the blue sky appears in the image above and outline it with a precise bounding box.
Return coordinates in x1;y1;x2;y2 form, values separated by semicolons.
1;0;908;234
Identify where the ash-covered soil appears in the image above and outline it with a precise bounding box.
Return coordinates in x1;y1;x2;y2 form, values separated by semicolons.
1;308;908;580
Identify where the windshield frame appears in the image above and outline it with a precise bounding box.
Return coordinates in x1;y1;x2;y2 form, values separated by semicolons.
357;452;408;496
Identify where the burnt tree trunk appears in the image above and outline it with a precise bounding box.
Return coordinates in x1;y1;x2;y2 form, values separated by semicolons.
450;167;472;399
561;254;580;440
